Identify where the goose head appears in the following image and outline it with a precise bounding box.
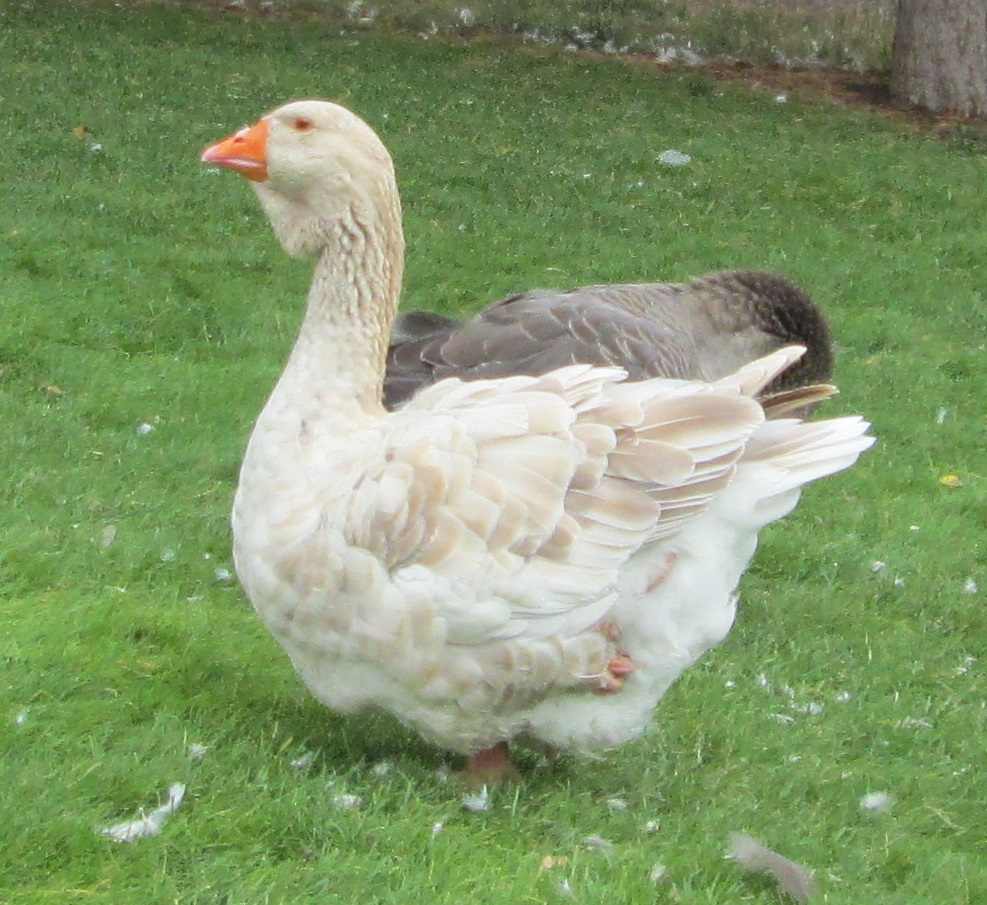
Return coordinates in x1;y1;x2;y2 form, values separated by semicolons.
202;99;401;259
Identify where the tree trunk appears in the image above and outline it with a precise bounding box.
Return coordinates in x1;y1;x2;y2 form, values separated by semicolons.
891;0;987;117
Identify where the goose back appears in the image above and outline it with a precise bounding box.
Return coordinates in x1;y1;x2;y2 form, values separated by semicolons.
385;270;833;410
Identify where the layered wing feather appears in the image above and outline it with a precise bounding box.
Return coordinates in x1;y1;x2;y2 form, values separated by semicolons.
345;359;777;648
385;271;834;410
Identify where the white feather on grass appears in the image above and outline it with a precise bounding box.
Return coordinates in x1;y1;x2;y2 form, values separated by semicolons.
729;833;815;902
461;785;491;812
99;783;186;843
860;791;893;812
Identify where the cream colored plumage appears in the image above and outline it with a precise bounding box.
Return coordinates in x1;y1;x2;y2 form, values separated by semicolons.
202;100;873;765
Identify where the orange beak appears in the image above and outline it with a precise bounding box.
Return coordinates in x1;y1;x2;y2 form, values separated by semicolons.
201;117;269;182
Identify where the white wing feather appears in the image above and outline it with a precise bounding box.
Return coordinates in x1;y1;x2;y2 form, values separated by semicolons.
349;363;769;645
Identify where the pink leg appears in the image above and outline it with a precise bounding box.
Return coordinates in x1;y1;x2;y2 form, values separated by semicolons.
592;621;637;694
593;653;636;694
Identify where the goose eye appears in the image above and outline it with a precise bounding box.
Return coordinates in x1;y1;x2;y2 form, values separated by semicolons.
293;117;314;132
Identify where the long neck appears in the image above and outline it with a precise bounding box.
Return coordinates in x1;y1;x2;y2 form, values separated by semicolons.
275;199;404;423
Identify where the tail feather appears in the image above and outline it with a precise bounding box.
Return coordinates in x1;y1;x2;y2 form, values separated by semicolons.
746;415;874;497
760;383;838;419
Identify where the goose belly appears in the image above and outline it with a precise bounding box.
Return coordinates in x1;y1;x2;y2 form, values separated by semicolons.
232;527;600;753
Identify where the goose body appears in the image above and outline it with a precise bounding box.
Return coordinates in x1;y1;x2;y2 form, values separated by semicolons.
202;100;873;765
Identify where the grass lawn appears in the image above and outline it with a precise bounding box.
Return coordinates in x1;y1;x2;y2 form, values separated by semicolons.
2;1;986;902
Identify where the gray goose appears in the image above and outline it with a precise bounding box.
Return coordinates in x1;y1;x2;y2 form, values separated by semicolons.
385;271;835;415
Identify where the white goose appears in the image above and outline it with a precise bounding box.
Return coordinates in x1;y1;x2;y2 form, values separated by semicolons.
202;100;873;778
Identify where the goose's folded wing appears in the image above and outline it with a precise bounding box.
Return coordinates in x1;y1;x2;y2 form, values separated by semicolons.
385;288;699;408
348;364;767;646
385;272;834;409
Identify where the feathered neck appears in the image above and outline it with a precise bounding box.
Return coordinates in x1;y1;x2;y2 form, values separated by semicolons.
263;172;405;420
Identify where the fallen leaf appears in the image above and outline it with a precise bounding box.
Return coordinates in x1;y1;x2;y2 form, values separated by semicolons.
939;473;962;487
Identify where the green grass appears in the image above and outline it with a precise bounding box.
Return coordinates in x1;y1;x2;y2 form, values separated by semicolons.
173;0;898;71
2;1;986;902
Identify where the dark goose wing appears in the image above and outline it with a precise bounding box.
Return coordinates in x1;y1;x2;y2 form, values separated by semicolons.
385;270;834;413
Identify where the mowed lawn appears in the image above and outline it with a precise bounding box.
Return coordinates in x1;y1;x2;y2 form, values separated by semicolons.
1;2;985;903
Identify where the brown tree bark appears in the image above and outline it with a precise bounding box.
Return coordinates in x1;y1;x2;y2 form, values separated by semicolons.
891;0;987;117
